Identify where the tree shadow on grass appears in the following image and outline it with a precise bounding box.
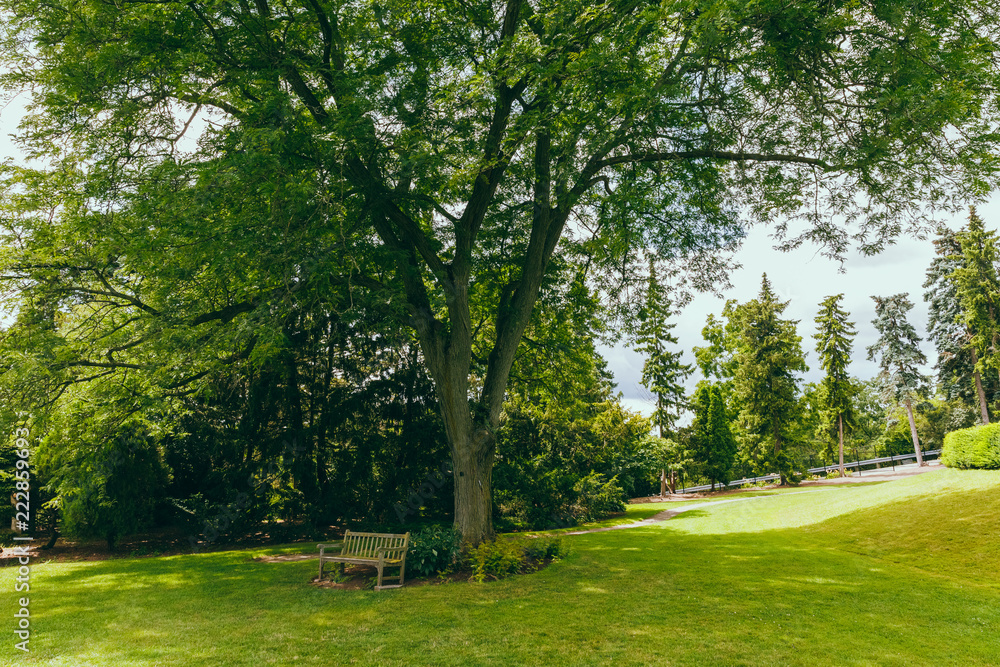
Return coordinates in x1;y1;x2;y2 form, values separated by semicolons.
12;481;1000;666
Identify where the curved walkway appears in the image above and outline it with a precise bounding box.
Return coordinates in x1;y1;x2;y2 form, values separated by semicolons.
563;492;816;535
566;461;943;536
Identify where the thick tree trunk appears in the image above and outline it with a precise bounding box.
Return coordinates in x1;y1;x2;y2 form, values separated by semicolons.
837;413;845;476
452;431;496;544
660;469;667;497
429;344;498;545
903;399;924;466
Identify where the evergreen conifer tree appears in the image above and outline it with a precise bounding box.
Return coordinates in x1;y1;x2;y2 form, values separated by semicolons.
952;208;1000;402
730;274;807;483
813;294;857;475
691;383;738;490
634;260;692;495
866;294;929;465
923;225;990;423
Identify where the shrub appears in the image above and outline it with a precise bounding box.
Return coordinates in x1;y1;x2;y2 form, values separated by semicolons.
572;472;627;522
942;424;1000;469
467;538;527;582
523;536;569;561
408;525;462;577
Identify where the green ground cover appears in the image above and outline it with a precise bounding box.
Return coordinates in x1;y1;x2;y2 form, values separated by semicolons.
2;468;998;666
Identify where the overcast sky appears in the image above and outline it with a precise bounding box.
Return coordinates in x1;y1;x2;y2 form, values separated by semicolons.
3;93;1000;420
609;195;1000;418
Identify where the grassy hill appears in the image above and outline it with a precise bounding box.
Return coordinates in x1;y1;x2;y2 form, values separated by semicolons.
2;468;998;666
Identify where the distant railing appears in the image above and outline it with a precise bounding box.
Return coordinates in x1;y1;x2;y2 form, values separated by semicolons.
675;449;943;494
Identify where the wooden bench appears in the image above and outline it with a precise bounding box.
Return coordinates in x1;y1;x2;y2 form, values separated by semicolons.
317;531;410;591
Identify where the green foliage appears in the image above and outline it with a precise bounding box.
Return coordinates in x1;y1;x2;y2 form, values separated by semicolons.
41;416;170;550
633;260;692;436
642;435;695;482
814;294;857;470
466;535;568;583
467;539;527;583
924;224;998;417
729;274;807;479
942;424;1000;470
522;536;569;561
572;473;627;521
867;293;929;460
407;525;463;578
691;383;738;487
867;294;929;406
494;393;648;531
952;208;1000;388
3;0;999;548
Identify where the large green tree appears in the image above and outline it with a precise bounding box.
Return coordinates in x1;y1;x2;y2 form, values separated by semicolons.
3;0;1000;543
634;259;692;494
924;225;991;423
813;294;856;475
866;294;929;466
730;274;807;482
690;383;737;490
952;208;1000;404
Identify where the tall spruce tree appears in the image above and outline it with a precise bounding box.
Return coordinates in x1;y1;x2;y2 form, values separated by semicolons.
730;274;807;482
866;294;929;465
952;208;1000;402
813;294;856;475
691;383;738;491
923;226;990;423
634;260;692;495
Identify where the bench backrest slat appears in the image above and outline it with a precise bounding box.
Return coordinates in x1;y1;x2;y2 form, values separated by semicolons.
341;530;409;558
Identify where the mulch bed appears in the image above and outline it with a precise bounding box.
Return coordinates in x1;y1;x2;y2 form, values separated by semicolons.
300;557;558;591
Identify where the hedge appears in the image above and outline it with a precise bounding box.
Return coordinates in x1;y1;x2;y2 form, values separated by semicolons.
941;423;1000;469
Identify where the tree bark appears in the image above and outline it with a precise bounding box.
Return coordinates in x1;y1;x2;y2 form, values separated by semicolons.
971;348;990;424
903;399;924;466
837;413;845;476
660;469;667;497
975;369;990;424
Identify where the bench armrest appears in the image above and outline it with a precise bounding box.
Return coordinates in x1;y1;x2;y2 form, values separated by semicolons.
317;542;344;557
376;545;408;555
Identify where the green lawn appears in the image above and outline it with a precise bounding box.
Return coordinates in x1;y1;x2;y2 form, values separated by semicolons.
3;468;999;666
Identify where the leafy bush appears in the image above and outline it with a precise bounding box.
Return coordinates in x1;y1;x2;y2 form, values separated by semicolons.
407;525;462;577
522;536;569;561
467;538;527;582
942;424;1000;469
572;472;627;521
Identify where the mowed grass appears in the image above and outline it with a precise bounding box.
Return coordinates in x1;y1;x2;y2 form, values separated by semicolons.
2;468;999;666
